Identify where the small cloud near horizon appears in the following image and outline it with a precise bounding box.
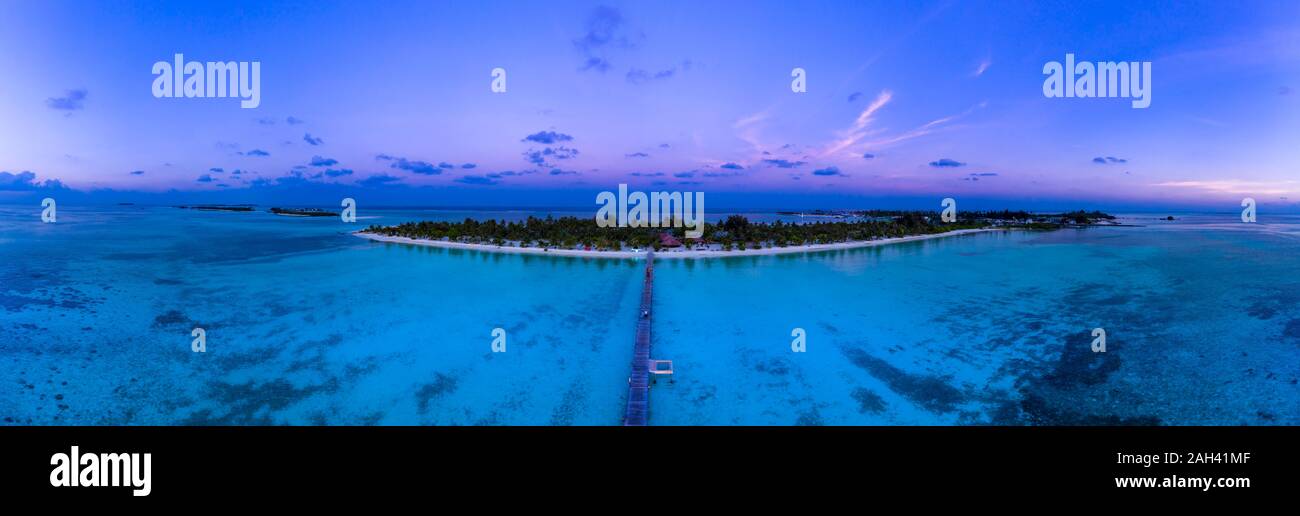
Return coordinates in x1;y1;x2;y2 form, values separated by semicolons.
929;158;966;168
46;89;88;111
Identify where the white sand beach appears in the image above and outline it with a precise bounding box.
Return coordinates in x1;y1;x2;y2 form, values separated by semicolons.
354;227;1004;259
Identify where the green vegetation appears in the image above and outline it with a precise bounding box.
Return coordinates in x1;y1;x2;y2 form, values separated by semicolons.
363;212;994;251
363;210;1115;251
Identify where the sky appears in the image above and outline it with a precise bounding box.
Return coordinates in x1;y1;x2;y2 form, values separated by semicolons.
1;0;1297;211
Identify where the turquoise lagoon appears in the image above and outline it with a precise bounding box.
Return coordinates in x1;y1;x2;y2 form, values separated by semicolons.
1;206;1297;425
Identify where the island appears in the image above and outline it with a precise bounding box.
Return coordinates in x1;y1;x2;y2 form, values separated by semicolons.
175;204;255;212
270;207;339;217
355;210;1117;259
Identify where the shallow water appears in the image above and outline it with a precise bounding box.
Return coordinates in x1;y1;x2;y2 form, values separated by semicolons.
1;206;1297;425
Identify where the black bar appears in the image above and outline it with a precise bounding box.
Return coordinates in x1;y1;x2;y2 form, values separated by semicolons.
1;426;1292;502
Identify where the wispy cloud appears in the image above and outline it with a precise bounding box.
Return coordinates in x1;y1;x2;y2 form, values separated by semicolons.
821;90;893;157
46;89;88;111
1153;179;1299;196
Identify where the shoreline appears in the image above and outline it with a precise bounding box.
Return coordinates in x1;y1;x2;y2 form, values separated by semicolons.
353;227;1006;259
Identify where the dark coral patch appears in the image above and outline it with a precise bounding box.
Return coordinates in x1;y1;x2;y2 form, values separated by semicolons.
842;347;963;413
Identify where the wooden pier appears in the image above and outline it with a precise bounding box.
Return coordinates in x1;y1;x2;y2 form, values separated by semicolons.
623;250;655;426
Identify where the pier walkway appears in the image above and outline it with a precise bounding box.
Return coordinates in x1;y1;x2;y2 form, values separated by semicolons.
623;250;655;426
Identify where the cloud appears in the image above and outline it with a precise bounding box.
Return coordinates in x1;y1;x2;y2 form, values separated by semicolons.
0;171;66;191
812;166;846;177
549;168;579;176
389;157;440;175
522;131;575;144
461;163;477;169
847;92;862;102
438;162;455;169
625;152;650;158
358;174;402;187
256;117;277;125
46;89;88;111
630;171;664;177
579;57;612;72
209;167;225;173
929;158;966;168
524;146;579;167
573;6;634;71
323;168;353;177
761;159;806;169
303;133;324;146
309;156;339;167
658;143;671;149
285;116;305;125
245;149;270;157
1092;156;1128;164
963;172;997;181
719;162;744;170
626;67;676;84
822;90;893;156
972;59;991;77
129;170;145;176
673;171;696;178
485;170;537;179
196;174;215;183
455;175;498;185
862;153;875;159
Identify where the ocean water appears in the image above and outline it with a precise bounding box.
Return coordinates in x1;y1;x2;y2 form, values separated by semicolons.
1;206;1297;425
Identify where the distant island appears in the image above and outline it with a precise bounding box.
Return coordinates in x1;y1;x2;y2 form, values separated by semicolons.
176;204;255;212
356;210;1117;259
270;207;338;217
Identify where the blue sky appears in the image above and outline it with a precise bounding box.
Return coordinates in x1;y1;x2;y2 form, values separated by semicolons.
1;0;1297;210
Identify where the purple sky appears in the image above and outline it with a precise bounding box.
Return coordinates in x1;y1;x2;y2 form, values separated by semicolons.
1;0;1298;210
